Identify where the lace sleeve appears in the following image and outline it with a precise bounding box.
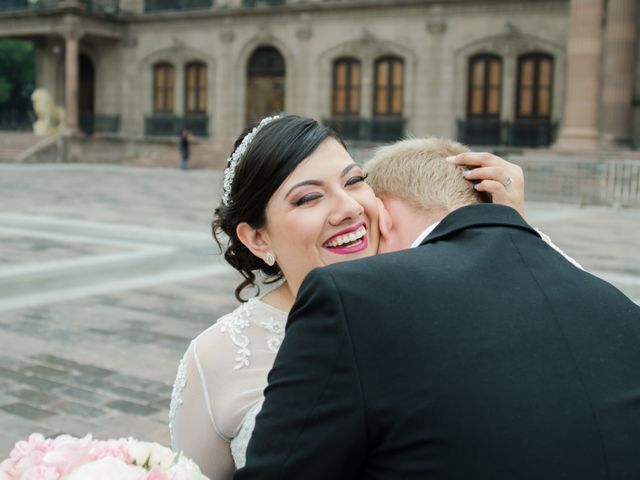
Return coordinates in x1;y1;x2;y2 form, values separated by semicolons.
535;228;584;270
170;341;235;480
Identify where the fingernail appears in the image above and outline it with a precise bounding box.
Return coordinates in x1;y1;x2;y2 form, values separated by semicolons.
474;184;480;190
462;170;470;177
445;156;457;162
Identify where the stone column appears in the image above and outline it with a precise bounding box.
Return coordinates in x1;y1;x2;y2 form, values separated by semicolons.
555;0;604;151
64;31;82;135
600;0;637;147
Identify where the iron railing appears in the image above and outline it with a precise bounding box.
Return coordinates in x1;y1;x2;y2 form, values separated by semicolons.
324;116;406;143
79;114;120;134
457;118;558;147
457;118;502;146
515;157;640;207
144;0;212;12
145;114;208;137
242;0;285;6
0;0;119;13
0;109;34;131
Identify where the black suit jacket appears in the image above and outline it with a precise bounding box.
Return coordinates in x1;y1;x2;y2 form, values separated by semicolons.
234;204;640;480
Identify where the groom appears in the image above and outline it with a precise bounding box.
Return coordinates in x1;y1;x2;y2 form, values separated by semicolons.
235;138;640;479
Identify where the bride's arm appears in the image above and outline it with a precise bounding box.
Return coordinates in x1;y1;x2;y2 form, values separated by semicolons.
171;341;235;480
447;152;583;269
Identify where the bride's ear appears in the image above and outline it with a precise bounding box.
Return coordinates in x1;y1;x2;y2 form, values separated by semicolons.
236;222;271;263
376;197;393;241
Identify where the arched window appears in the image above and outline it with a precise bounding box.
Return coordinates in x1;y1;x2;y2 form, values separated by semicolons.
467;54;502;118
332;58;361;116
153;62;174;113
185;62;207;114
246;46;286;125
516;53;553;119
374;56;404;116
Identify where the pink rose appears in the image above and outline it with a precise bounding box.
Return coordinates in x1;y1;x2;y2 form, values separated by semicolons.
89;439;130;464
20;465;58;480
0;458;17;478
66;457;146;480
43;435;94;477
145;467;170;480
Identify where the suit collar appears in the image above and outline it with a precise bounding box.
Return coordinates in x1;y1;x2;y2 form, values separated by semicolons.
420;204;538;246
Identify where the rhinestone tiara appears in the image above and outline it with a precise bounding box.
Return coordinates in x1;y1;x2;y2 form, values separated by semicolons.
221;115;281;207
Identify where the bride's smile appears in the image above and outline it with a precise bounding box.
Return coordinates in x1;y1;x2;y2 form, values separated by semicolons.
323;222;368;253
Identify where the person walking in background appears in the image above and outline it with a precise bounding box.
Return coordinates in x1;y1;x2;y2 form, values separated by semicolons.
180;129;191;170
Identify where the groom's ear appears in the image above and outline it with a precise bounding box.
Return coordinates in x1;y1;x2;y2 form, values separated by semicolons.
376;197;393;241
236;222;271;262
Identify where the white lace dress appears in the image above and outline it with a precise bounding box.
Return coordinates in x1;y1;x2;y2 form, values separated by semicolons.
169;298;287;480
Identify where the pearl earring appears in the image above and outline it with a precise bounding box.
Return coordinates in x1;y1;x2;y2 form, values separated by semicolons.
265;252;276;266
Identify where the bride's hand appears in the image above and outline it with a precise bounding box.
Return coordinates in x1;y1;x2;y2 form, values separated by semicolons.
447;152;526;220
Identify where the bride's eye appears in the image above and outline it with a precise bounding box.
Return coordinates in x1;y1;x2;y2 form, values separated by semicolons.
345;173;368;187
293;193;322;206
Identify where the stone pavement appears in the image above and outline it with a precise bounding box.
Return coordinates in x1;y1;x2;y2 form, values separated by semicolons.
0;164;639;458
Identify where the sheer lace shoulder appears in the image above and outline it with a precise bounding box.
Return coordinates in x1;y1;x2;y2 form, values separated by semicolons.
169;298;287;478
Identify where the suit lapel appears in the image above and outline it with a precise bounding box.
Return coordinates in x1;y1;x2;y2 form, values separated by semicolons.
420;204;539;247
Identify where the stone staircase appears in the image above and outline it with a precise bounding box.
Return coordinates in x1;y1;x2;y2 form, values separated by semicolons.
0;132;44;162
126;138;233;170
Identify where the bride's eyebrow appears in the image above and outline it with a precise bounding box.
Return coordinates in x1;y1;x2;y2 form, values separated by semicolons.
284;163;360;199
341;163;360;177
285;179;322;199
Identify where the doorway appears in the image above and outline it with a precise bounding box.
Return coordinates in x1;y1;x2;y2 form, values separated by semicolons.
245;46;285;126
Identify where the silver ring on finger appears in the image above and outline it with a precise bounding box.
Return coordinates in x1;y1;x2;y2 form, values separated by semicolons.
504;175;513;188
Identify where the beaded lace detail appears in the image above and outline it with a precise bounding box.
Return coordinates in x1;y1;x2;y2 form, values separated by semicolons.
218;298;286;370
169;349;189;448
230;401;263;468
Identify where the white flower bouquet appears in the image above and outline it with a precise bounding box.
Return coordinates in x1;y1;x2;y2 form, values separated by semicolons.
0;433;208;480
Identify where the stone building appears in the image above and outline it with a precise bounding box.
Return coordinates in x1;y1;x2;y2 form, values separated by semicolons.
0;0;638;164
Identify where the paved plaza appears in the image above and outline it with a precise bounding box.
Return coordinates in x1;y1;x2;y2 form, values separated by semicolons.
0;163;639;457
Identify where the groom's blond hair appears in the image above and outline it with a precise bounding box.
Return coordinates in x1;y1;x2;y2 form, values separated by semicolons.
365;137;487;211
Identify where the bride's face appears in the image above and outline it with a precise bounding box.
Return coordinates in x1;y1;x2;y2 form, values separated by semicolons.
262;137;380;293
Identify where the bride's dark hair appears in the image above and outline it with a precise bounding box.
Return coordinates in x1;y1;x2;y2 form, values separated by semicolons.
212;114;344;302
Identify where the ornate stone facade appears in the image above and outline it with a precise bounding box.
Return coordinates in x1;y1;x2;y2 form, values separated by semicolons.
0;0;638;153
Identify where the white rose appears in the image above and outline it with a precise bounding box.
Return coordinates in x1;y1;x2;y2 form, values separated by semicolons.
66;457;146;480
126;439;152;467
147;444;176;470
168;455;209;480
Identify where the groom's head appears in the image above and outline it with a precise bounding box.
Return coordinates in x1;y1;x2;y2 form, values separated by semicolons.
366;137;487;253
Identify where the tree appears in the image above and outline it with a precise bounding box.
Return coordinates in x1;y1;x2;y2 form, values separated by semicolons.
0;39;35;129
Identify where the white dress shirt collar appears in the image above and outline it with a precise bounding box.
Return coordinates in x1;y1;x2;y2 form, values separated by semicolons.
410;221;441;248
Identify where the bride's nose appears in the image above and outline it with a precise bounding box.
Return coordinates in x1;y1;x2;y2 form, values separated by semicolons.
329;191;364;225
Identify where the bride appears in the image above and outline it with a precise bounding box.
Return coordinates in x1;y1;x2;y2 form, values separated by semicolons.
169;114;566;479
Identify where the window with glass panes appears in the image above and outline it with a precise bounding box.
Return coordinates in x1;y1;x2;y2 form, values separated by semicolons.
332;58;361;116
185;62;207;114
153;63;175;113
374;56;404;116
467;54;502;118
516;53;553;119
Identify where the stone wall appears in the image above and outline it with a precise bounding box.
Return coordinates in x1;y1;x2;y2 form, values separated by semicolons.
100;0;569;142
